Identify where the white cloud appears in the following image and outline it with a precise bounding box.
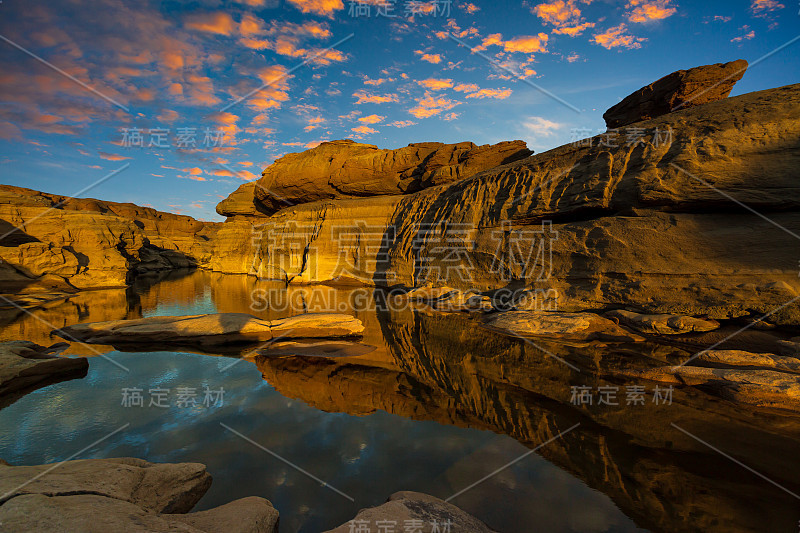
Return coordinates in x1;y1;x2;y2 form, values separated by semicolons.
522;116;562;136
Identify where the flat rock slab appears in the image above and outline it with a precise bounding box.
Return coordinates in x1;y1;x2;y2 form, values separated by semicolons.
324;491;496;533
603;59;748;128
621;365;800;412
0;341;88;408
698;349;800;374
0;458;278;533
54;312;365;346
485;310;643;342
606;309;719;335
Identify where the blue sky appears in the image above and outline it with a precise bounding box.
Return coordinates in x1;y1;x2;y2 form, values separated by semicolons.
0;0;797;221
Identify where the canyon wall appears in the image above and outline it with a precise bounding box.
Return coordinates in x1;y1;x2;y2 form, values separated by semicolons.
210;83;800;323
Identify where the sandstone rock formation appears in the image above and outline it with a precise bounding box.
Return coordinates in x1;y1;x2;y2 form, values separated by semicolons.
602;59;748;128
217;139;532;217
324;491;496;533
0;457;279;532
222;83;800;325
0;185;219;290
54;312;365;346
0;341;88;409
485;310;643;342
605;309;719;335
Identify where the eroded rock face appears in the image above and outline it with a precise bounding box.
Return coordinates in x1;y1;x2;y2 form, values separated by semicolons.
54;312;365;346
0;186;220;290
221;83;800;324
216;139;531;216
0;341;88;409
324;491;496;533
0;458;279;533
603;59;748;128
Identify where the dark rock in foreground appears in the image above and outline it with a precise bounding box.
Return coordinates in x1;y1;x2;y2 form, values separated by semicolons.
603;59;748;128
324;491;496;533
0;457;279;532
0;341;88;409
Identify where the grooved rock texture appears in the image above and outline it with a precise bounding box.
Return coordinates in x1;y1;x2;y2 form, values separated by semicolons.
0;458;279;533
216;139;532;217
0;186;219;290
603;59;748;128
213;83;800;324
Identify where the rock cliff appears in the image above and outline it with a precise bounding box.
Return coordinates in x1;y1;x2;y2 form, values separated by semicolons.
0;186;219;290
216;139;532;217
211;83;800;324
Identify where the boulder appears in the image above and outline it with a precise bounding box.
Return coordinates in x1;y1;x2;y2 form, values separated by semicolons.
603;59;748;128
0;458;278;533
0;341;88;408
229;139;531;215
485;310;643;342
605;309;719;335
324;491;496;533
54;312;365;346
215;182;268;219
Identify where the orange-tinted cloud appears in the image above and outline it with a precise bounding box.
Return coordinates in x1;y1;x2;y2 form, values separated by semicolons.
454;83;480;93
98;151;132;161
466;88;512;99
386;120;415;127
188;167;203;175
417;78;454;90
462;3;480;13
409;92;460;118
750;0;784;16
415;51;442;63
286;0;344;17
731;26;756;42
352;125;377;134
503;34;549;53
185;12;236;35
353;90;399;104
626;0;677;23
157;109;179;123
593;24;646;49
358;114;385;124
533;0;597;35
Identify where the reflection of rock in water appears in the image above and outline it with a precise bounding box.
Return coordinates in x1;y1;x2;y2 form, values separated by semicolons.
0;341;88;410
256;303;800;533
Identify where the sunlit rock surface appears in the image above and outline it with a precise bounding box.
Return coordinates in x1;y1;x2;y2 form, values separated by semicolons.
216;139;532;217
54;312;365;346
0;185;219;290
602;59;748;128
211;83;800;324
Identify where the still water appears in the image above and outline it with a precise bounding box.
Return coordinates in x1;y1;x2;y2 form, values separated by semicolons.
1;270;798;532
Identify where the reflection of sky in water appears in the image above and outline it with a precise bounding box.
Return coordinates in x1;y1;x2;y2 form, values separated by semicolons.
0;273;646;532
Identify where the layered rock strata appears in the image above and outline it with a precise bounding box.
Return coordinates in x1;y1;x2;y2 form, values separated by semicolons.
0;185;219;290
